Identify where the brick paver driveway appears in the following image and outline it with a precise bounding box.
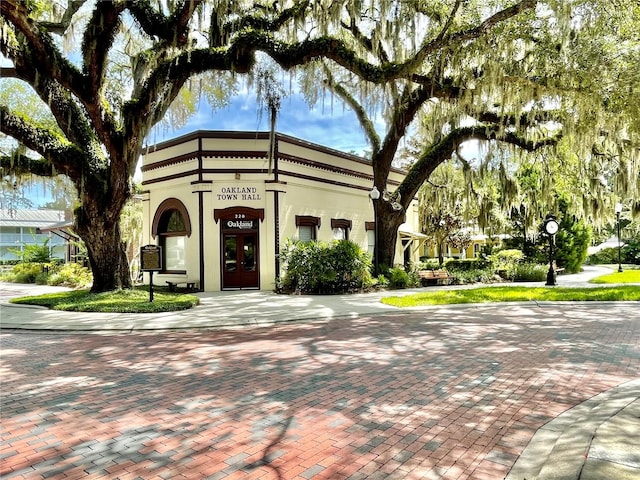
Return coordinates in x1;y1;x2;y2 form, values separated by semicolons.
2;303;639;480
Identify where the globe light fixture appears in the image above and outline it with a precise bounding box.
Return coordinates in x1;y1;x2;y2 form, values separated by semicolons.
544;216;559;286
544;218;559;235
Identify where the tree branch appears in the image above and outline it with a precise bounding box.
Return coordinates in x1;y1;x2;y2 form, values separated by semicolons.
456;124;561;152
127;0;201;47
340;16;389;64
81;2;124;98
2;1;122;158
0;0;85;97
426;179;448;189
38;0;87;35
324;70;381;153
123;48;225;134
477;109;566;128
0;106;85;179
231;0;311;35
415;0;537;64
209;0;310;48
399;123;560;208
0;153;54;178
339;13;400;102
5;41;118;163
433;0;464;45
376;85;433;185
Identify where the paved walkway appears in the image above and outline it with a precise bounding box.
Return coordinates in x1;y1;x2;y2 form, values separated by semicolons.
1;266;639;479
0;265;633;332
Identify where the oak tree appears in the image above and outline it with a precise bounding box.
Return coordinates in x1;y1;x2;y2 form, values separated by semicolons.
303;0;639;269
0;0;313;291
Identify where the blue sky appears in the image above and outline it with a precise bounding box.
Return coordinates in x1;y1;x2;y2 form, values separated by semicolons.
148;88;376;156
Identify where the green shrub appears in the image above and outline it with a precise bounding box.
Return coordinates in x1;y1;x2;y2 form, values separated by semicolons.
418;258;441;270
443;259;495;284
12;263;44;283
0;271;16;282
493;249;525;262
47;263;93;288
387;267;411;289
585;247;620;265
280;239;373;294
514;263;548;282
552;200;591;274
35;271;49;285
0;260;20;266
490;249;525;280
8;238;51;263
622;239;640;264
407;268;421;287
445;258;493;271
585;240;640;265
449;268;495;285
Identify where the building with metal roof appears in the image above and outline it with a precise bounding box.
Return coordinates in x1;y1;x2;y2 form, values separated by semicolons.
0;209;71;262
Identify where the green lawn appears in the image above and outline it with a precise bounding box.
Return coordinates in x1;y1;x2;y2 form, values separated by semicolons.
381;286;640;307
10;288;199;313
590;269;640;284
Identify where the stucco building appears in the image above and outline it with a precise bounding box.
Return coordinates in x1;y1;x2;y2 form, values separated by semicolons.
141;131;423;291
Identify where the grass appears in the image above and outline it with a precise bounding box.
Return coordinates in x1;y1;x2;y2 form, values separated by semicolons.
381;285;640;307
10;288;199;313
589;270;640;284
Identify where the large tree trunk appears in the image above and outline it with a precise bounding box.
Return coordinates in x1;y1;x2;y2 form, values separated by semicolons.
375;200;406;272
75;196;132;293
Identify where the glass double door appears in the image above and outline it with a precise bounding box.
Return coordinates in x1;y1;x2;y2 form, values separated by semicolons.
222;232;259;289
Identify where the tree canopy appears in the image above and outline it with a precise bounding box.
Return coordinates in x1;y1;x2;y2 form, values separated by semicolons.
0;0;335;290
303;0;639;266
1;0;638;289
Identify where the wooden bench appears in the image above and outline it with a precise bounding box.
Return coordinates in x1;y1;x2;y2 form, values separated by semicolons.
166;279;200;292
418;270;452;286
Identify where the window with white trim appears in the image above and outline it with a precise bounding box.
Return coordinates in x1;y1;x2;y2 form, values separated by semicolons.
298;225;315;241
331;218;352;241
296;215;320;241
158;209;188;272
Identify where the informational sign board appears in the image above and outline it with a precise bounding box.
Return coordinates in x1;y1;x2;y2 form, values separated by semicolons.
140;245;162;271
140;245;162;303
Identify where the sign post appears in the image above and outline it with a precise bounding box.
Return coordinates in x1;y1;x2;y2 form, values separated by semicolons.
140;245;162;302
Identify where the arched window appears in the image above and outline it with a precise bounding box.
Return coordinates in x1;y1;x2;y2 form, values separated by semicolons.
152;199;191;273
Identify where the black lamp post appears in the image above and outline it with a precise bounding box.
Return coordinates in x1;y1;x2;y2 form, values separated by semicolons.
370;186;380;276
615;202;623;273
544;216;559;286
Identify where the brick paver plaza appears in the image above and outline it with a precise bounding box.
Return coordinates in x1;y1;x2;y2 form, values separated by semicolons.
2;303;639;479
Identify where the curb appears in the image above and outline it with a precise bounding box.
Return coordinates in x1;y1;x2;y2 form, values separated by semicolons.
506;379;640;480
